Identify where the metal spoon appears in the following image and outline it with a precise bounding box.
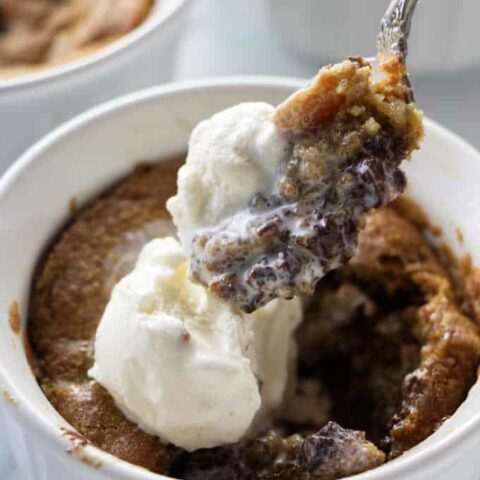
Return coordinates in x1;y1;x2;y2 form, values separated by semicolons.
378;0;420;63
369;0;420;101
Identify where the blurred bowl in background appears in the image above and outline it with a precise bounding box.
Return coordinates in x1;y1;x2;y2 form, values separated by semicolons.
0;0;192;173
266;0;480;75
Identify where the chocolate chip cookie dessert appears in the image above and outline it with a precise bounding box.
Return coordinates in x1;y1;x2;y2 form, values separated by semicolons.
28;159;480;479
185;56;423;313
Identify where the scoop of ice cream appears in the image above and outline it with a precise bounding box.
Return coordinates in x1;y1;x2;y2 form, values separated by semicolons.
90;237;302;451
167;102;288;249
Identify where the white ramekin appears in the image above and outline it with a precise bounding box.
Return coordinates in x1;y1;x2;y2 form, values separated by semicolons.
265;0;480;76
0;0;192;174
1;78;480;480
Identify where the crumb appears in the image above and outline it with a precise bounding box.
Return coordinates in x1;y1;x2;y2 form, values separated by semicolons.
61;427;88;446
2;387;18;405
62;428;102;469
69;197;78;216
8;301;20;334
456;227;464;244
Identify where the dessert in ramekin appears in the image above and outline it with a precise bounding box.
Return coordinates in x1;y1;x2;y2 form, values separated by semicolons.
0;0;154;78
0;0;191;172
1;79;480;480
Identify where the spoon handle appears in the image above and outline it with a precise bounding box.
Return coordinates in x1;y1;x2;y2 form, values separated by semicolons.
377;0;420;62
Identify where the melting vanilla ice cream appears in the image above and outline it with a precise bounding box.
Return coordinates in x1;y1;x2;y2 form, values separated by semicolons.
167;102;288;249
90;237;302;451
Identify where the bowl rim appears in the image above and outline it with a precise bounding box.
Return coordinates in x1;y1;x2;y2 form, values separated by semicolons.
0;0;192;94
1;76;480;479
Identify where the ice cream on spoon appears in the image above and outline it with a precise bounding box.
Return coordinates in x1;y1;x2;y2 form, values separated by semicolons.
168;3;423;313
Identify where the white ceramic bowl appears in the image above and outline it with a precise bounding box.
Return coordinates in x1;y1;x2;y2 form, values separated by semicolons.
266;0;480;76
1;78;480;480
0;0;191;174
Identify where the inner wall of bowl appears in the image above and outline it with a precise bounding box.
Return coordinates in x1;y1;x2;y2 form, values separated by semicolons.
0;83;479;473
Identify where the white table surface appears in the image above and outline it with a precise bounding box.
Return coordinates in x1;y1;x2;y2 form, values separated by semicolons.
2;0;480;478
